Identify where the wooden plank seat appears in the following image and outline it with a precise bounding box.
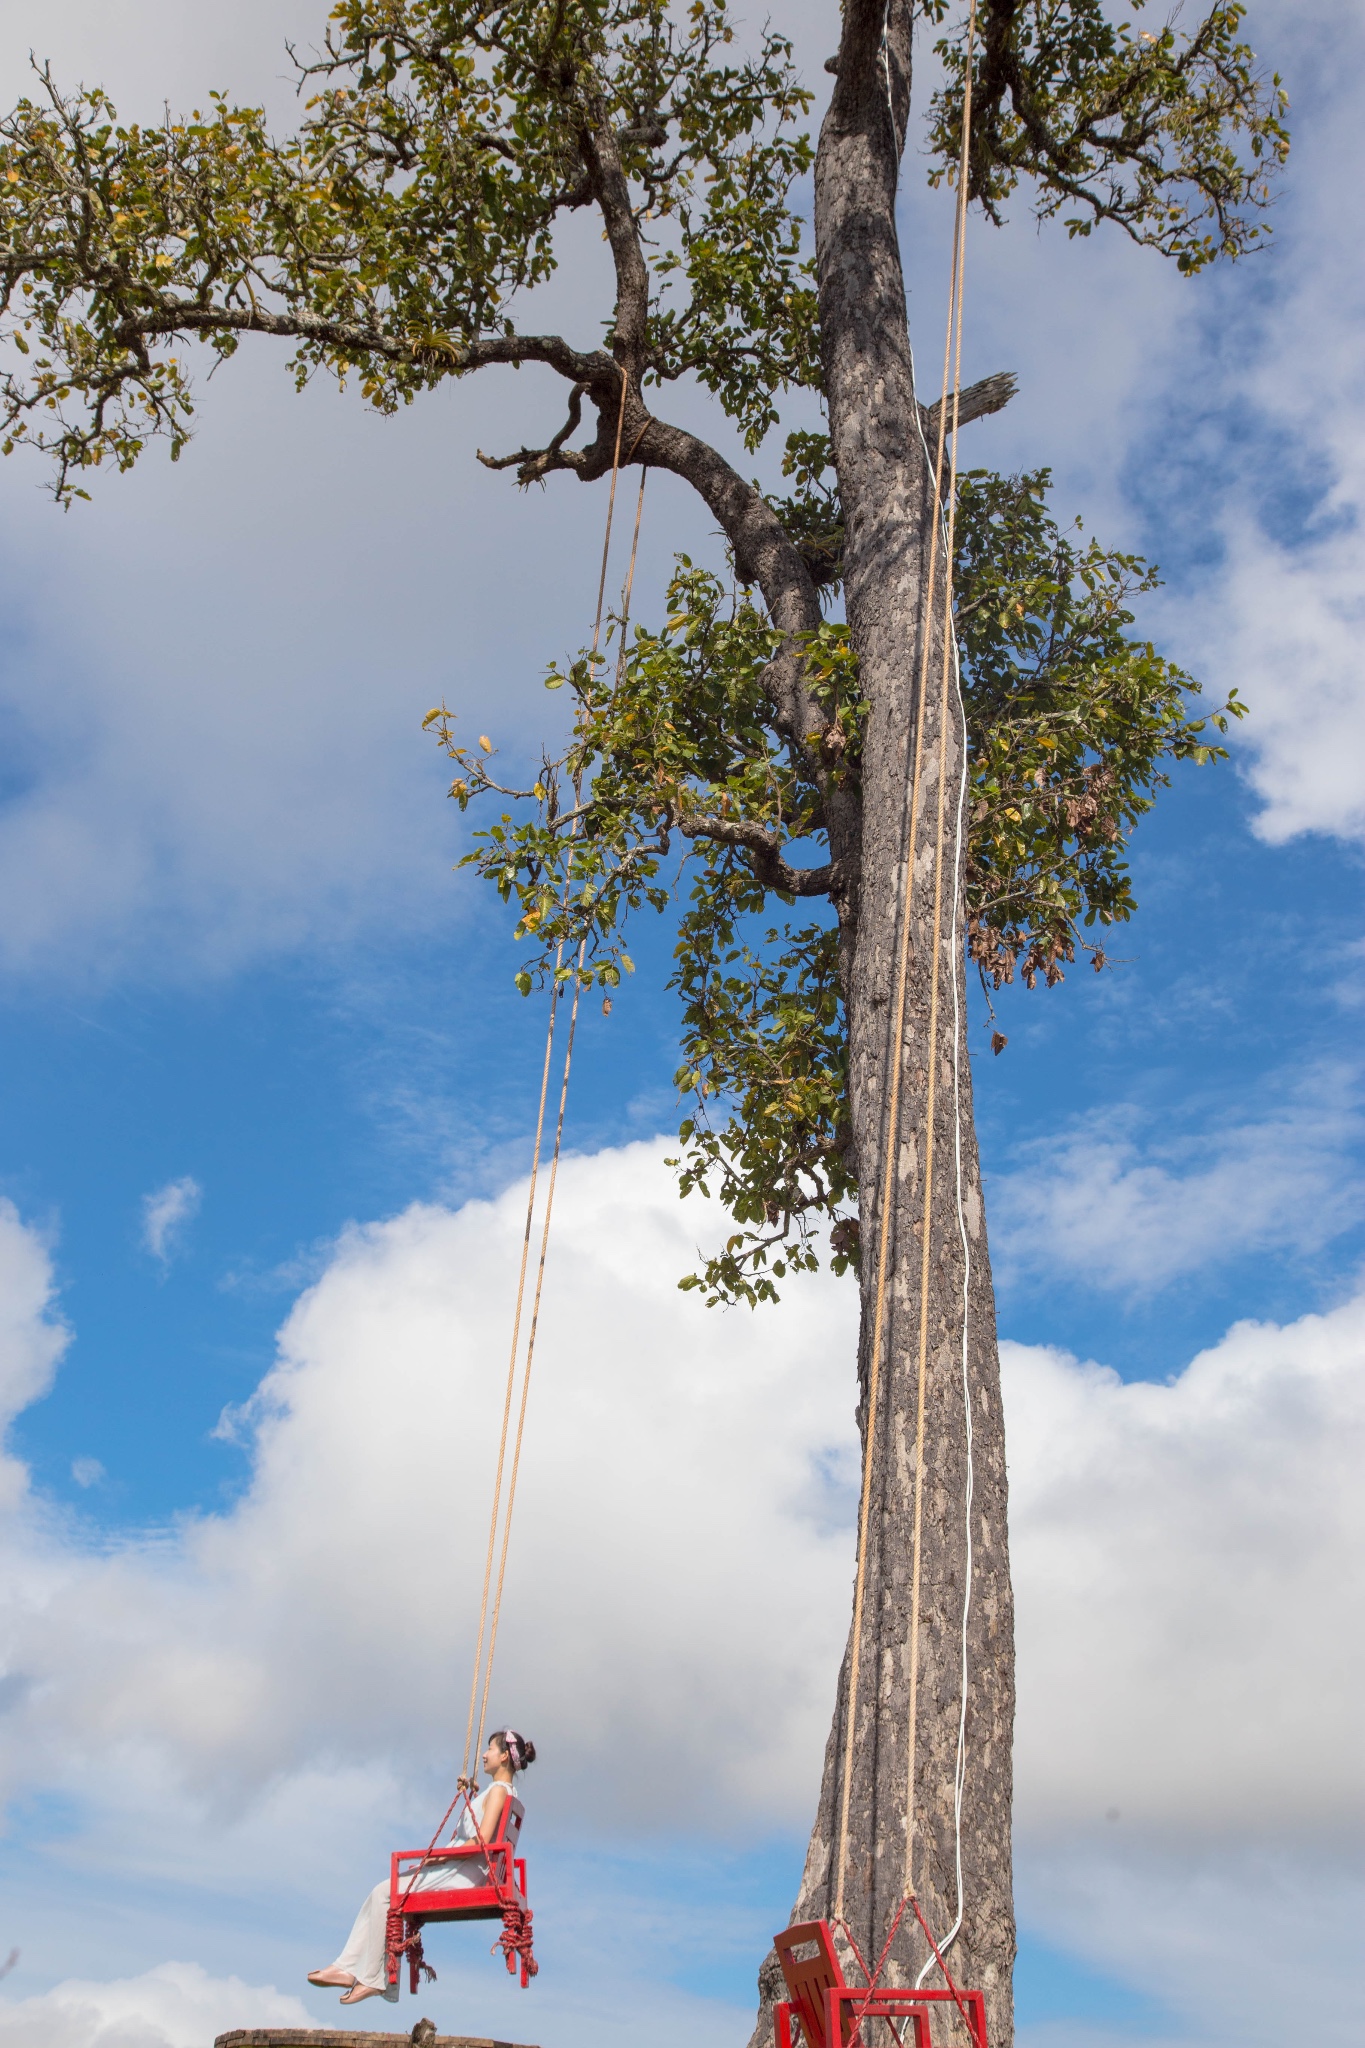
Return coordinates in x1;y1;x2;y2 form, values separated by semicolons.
773;1920;988;2048
386;1798;535;1991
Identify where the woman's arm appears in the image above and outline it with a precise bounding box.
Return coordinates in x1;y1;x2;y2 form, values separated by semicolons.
477;1783;510;1842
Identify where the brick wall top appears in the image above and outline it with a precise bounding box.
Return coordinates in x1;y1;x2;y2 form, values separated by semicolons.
214;2029;538;2048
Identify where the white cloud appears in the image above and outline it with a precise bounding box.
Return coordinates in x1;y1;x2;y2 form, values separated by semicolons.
0;1199;69;1509
140;1179;203;1268
1195;512;1365;847
69;1458;104;1490
1018;1842;1365;2048
2;1141;860;1837
0;3;699;985
1153;3;1365;848
1005;1278;1365;2045
0;1963;308;2048
0;1146;1361;2045
1006;1295;1365;1838
990;1065;1363;1294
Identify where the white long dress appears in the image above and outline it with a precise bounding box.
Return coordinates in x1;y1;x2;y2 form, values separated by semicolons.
327;1781;522;1998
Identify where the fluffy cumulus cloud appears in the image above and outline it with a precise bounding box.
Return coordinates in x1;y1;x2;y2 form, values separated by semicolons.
0;1967;307;2048
0;1142;861;1842
0;1144;1359;2048
1005;1300;1365;1836
1007;1291;1365;2048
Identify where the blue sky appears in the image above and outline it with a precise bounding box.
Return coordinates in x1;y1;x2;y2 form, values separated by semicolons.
0;6;1361;2048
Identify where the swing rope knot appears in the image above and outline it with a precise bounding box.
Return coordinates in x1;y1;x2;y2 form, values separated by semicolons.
385;1910;436;1985
495;1899;538;1985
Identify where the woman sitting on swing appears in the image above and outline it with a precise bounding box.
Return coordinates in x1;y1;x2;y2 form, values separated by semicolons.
307;1728;536;2005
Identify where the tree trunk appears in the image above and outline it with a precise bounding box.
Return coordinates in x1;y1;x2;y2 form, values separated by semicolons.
753;6;1016;2043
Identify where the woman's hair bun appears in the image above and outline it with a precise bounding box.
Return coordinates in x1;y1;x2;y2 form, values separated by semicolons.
499;1728;536;1772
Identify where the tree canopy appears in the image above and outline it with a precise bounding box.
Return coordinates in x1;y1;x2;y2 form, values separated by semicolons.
0;0;1277;1298
0;2;1285;487
431;451;1242;1303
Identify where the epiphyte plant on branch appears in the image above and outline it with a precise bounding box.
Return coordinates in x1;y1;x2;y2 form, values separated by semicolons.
0;3;1285;2042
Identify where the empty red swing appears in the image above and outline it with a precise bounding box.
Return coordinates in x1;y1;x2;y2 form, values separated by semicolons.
773;1920;988;2048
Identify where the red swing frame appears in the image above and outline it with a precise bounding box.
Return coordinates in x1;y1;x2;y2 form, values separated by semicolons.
773;1920;989;2048
385;1793;535;1990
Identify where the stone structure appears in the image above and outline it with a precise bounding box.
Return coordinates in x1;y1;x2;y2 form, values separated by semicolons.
215;2029;536;2048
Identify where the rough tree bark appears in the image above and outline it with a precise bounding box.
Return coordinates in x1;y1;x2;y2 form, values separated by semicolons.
754;7;1016;2044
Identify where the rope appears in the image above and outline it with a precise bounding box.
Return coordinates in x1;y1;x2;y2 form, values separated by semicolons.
833;1897;909;2041
906;1895;985;2048
456;369;631;1786
395;379;646;1972
472;458;648;1769
456;991;562;1784
903;0;978;1907
830;0;980;1945
393;1778;482;1920
835;1892;982;2048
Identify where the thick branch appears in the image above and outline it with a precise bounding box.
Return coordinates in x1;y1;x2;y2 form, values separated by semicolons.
110;298;602;382
580;97;651;370
674;808;834;897
826;0;914;163
640;414;825;744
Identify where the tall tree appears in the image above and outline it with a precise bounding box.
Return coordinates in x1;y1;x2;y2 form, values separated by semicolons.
0;5;1280;2043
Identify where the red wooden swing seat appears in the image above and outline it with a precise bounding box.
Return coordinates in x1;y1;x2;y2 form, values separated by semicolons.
385;1794;536;1991
774;1920;988;2048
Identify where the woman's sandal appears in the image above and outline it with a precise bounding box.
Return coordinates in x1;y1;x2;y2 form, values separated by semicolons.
307;1971;355;1989
339;1985;387;2004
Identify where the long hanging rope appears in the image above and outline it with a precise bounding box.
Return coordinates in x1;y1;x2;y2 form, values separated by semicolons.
455;969;565;1788
832;0;980;1931
903;0;978;1910
457;371;632;1788
471;461;649;1766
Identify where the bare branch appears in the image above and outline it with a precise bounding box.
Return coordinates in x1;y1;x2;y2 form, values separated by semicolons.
477;380;590;480
919;369;1017;444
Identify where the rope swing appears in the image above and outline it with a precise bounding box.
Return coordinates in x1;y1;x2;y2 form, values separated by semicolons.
458;376;649;1782
380;371;649;1997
